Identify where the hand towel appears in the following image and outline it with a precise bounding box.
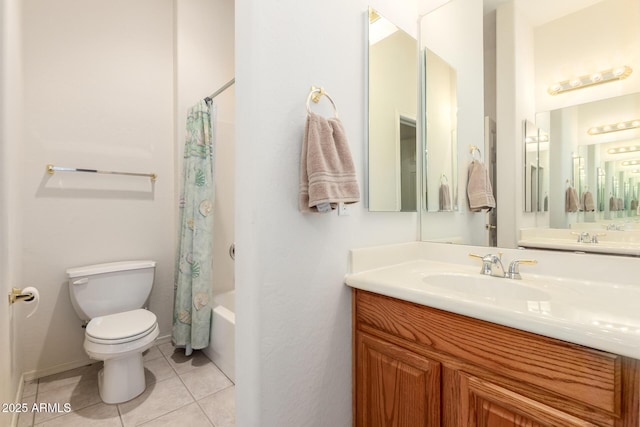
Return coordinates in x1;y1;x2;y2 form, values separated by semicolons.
610;196;616;211
439;183;451;211
581;191;595;212
299;112;360;213
466;160;495;211
565;187;579;212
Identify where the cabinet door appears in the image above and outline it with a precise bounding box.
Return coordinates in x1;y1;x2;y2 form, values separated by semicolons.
356;332;440;427
458;372;598;427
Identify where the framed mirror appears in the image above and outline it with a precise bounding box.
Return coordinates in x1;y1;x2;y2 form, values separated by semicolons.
367;7;418;212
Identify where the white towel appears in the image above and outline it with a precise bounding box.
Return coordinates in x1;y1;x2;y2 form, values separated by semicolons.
466;160;495;211
299;112;360;213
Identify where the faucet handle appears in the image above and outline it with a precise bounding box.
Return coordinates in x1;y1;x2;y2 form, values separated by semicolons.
468;253;492;275
507;259;537;280
591;232;605;243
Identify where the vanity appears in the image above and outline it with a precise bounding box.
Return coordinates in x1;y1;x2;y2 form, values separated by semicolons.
346;242;640;426
356;0;640;423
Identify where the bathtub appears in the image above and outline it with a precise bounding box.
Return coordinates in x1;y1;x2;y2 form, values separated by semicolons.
204;290;235;383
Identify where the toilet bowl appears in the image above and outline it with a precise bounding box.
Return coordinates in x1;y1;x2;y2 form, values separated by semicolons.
84;309;159;403
67;260;158;404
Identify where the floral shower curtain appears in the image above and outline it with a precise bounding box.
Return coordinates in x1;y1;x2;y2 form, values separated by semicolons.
172;99;216;356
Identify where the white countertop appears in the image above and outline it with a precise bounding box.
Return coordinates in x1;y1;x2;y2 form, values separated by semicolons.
519;228;640;256
345;242;640;359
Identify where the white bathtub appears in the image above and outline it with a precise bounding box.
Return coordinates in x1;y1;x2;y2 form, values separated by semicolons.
204;290;235;383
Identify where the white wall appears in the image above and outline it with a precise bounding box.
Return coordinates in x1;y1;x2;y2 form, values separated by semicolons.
496;1;536;247
176;0;235;297
234;0;419;424
419;0;486;245
18;0;176;377
0;0;24;420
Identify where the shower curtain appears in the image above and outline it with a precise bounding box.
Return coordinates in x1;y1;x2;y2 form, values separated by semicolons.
172;99;216;356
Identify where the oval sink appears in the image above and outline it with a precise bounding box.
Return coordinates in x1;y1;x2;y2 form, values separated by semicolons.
421;272;550;302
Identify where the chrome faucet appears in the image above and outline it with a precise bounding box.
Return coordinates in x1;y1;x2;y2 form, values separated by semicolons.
469;253;537;279
571;231;604;243
469;253;505;278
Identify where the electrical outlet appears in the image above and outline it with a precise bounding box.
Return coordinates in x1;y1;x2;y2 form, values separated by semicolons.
338;203;350;216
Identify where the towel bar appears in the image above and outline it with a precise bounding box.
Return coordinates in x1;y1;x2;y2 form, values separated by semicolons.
46;164;157;182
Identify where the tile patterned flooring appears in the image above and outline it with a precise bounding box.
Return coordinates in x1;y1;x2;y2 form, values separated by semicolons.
17;342;235;427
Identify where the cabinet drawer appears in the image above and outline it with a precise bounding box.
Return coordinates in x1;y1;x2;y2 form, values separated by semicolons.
355;290;621;415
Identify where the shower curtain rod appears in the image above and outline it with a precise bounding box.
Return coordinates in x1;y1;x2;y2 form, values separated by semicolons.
206;78;235;102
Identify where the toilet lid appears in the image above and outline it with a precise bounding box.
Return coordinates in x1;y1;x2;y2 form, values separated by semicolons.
86;309;157;342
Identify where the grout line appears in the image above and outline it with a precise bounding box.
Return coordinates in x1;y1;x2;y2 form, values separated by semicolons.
115;401;124;427
194;398;217;427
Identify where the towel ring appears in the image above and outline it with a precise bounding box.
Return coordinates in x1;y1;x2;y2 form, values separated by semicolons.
469;145;481;160
306;86;339;118
440;174;448;185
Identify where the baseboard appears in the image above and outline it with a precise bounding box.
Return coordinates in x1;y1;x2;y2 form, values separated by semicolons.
22;335;172;381
22;358;95;382
155;334;172;345
10;373;25;427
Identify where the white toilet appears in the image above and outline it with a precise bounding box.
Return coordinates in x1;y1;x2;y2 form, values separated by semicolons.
67;260;159;404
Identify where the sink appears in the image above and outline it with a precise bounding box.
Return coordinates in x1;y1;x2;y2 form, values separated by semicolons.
421;272;550;302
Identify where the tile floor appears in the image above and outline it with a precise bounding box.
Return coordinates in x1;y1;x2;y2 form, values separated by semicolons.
17;342;235;427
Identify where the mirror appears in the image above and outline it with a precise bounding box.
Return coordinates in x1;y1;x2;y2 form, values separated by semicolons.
367;8;418;212
416;0;640;251
423;48;458;212
419;0;487;246
537;92;640;230
523;120;549;213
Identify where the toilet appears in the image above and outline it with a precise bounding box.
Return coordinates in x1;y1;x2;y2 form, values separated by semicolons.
67;260;159;404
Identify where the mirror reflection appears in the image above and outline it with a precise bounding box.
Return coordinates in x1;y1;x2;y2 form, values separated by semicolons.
523;120;549;213
416;0;639;253
367;8;418;212
424;49;458;212
537;92;640;229
419;0;488;246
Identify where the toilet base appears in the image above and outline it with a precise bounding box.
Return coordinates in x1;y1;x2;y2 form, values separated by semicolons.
98;352;146;404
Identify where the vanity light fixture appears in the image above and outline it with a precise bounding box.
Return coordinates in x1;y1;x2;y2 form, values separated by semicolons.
548;66;632;95
621;159;640;166
524;134;549;144
607;145;640;155
588;119;640;135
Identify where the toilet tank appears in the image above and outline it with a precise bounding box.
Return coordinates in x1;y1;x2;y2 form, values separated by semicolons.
67;260;156;321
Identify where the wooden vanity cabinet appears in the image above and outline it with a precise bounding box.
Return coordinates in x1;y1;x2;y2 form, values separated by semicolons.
353;289;640;427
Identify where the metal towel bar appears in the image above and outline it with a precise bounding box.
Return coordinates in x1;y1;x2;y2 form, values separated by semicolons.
46;164;157;182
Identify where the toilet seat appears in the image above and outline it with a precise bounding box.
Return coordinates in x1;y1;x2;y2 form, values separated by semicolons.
86;309;157;345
